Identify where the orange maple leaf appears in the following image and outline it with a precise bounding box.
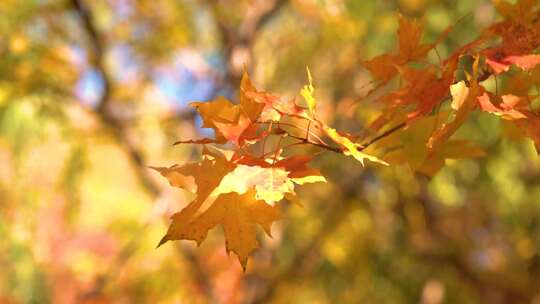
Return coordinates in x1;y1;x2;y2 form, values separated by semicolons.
363;15;451;83
153;148;326;269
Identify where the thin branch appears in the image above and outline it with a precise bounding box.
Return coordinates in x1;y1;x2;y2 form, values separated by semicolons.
70;0;111;115
207;0;287;87
287;133;342;153
256;120;328;146
358;122;406;150
243;0;287;40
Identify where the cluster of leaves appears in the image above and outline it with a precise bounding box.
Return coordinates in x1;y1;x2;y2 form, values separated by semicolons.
362;0;540;174
154;0;540;269
152;69;389;269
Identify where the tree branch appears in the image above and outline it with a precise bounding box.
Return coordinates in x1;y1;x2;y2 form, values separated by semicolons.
358;122;406;150
70;0;159;196
71;0;215;300
208;0;288;88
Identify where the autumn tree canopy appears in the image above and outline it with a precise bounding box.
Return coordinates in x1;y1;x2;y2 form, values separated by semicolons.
2;0;540;303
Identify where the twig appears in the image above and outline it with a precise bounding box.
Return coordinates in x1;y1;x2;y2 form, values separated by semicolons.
358;122;406;150
256;120;327;146
207;0;287;87
287;134;342;153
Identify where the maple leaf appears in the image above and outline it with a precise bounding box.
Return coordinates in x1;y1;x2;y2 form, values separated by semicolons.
151;150;236;245
323;126;388;166
418;140;486;175
185;70;310;147
504;70;540;96
152;148;235;199
247;91;307;122
482;0;540;74
237;154;326;181
239;70;265;122
181;190;282;270
484;49;540;75
213;114;254;145
477;92;540;153
215;165;295;204
379;55;459;121
301;66;316;116
427;57;481;152
479;0;540;153
274;155;326;182
397;15;433;62
152;150;280;270
362;15;452;83
506;55;540;71
477;93;528;120
220;155;326;203
153;147;326;269
493;0;539;19
514;112;540;154
450;81;470;111
239;70;309;123
187;72;270;146
362;54;397;83
190;96;244;144
364;112;485;175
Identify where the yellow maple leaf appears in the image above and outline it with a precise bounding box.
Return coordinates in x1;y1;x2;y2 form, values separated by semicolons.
364;112;484;175
239;70;265;122
152;150;325;269
188;71;266;146
323;126;388;166
214;162;326;205
300;66;316;116
183;190;282;270
151;151;236;246
450;81;470;111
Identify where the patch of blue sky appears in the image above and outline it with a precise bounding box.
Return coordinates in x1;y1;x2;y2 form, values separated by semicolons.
156;67;215;106
109;43;140;83
153;50;230;107
76;68;104;107
153;50;235;138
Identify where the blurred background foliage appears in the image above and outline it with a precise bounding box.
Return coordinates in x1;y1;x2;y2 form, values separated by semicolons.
1;0;540;303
